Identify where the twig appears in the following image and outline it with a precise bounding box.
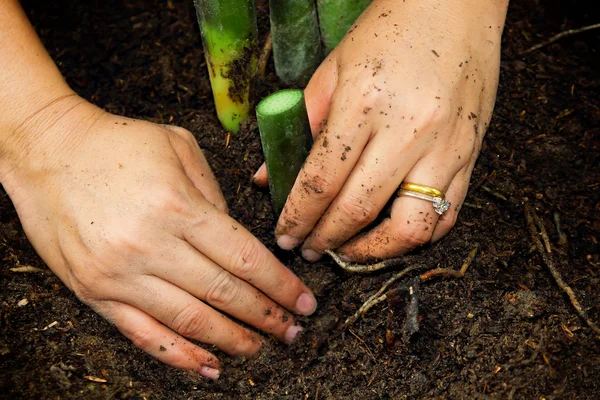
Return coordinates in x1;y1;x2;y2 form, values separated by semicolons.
480;185;507;201
348;329;377;363
420;245;479;282
325;249;403;273
535;212;552;254
523;23;600;55
343;264;425;327
10;266;46;273
339;246;479;328
553;212;568;246
258;33;272;80
524;204;600;337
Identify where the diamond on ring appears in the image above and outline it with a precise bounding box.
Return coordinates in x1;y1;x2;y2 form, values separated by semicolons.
433;197;451;215
397;186;451;216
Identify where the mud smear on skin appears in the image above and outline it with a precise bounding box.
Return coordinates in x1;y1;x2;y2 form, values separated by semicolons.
1;0;599;398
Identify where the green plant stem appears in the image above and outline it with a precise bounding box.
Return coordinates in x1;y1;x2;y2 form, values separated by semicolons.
269;0;322;86
317;0;372;54
256;90;313;215
193;0;258;132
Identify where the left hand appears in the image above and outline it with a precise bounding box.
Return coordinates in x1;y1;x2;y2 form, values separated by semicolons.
255;0;507;261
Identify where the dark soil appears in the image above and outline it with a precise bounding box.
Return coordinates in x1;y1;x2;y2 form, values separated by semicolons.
1;0;599;398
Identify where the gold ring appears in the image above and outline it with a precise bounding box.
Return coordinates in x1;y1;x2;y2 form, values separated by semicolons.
400;182;445;199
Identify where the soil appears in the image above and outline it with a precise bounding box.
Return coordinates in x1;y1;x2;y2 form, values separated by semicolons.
1;0;599;399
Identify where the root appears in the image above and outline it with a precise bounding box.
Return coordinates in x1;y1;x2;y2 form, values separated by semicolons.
334;246;479;328
342;263;424;327
324;249;403;273
523;23;600;55
524;204;600;337
420;245;479;282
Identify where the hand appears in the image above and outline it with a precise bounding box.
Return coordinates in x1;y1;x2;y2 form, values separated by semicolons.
1;96;316;379
255;0;508;261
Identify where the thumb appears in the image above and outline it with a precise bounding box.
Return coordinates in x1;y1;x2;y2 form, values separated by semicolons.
166;125;229;214
253;55;339;187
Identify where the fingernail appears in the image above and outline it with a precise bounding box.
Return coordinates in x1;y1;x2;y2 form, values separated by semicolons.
302;248;321;262
338;253;351;262
200;366;220;380
252;164;266;181
284;325;304;344
296;292;317;315
277;235;299;250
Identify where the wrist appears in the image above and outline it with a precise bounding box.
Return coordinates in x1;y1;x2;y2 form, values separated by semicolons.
0;0;92;188
371;0;508;35
424;0;509;33
0;93;102;194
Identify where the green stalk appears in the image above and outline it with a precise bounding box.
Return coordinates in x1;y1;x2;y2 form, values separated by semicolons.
269;0;322;86
316;0;372;54
256;90;313;215
193;0;258;132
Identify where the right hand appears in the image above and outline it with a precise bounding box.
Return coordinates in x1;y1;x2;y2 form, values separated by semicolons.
0;95;316;379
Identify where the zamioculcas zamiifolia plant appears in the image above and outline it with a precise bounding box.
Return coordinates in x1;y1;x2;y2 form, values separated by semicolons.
317;0;372;54
193;0;258;132
269;0;322;86
256;89;313;215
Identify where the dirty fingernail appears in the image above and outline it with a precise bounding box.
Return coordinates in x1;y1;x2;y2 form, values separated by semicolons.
284;325;303;344
296;292;317;315
277;235;299;250
302;248;321;262
200;366;220;380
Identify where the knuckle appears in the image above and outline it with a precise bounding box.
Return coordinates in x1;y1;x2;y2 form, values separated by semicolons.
104;223;149;256
231;238;265;279
296;167;337;202
338;196;378;227
396;226;433;249
230;332;259;356
411;102;452;133
70;276;98;303
167;125;195;141
205;270;240;309
171;304;209;338
128;328;154;351
149;184;190;217
68;262;112;302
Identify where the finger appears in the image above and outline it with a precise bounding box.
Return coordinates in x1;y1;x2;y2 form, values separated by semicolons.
166;125;228;213
275;86;373;250
121;276;263;357
252;56;339;187
300;130;422;260
431;167;471;242
99;301;221;379
182;198;317;316
252;163;268;187
338;154;466;261
304;55;339;133
153;239;303;344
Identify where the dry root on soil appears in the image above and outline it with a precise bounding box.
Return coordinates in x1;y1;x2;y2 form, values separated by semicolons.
524;203;600;337
326;246;480;328
523;23;600;55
